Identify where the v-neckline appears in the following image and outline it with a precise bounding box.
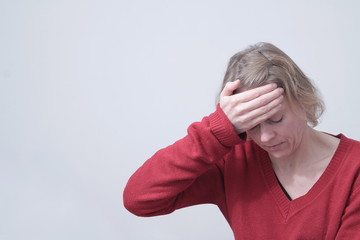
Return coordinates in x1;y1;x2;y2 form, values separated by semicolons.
257;134;348;221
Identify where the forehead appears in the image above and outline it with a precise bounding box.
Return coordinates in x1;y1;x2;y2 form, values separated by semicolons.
273;98;307;122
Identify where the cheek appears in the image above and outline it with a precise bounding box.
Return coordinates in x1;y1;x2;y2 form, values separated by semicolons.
283;119;307;141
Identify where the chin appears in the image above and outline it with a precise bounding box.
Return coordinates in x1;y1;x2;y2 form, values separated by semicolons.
268;151;291;160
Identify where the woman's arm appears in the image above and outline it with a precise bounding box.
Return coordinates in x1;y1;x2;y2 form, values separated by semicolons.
123;105;242;217
123;81;283;217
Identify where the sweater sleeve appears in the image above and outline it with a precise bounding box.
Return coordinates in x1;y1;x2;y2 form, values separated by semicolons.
123;105;243;217
335;185;360;239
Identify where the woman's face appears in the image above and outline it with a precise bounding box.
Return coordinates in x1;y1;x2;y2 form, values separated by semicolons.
246;99;308;160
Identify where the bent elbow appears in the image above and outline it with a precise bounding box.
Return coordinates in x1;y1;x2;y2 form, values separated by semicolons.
123;187;157;217
123;187;176;217
123;188;146;217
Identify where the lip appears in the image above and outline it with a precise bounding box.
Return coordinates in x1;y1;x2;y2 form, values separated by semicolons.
265;142;284;151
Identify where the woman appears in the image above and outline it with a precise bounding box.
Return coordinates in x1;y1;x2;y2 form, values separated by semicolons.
123;42;360;239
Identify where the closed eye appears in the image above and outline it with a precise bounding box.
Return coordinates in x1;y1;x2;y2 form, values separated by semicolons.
268;115;283;124
249;115;283;132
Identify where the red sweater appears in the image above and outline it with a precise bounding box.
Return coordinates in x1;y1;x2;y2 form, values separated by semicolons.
123;106;360;239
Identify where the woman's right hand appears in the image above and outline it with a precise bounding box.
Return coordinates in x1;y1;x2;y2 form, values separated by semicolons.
219;80;284;134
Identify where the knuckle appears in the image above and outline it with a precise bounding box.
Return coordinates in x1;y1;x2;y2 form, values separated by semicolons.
238;114;250;124
235;105;247;115
259;104;271;114
229;98;238;106
252;91;261;99
258;98;268;106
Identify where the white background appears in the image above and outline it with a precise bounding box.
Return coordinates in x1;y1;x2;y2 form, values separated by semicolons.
1;0;360;239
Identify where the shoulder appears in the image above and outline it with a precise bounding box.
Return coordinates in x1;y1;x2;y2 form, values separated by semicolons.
336;134;360;184
338;134;360;156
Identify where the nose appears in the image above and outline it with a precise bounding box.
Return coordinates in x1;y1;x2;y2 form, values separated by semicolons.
259;124;276;143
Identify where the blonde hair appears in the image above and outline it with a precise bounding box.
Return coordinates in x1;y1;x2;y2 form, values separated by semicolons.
217;42;325;127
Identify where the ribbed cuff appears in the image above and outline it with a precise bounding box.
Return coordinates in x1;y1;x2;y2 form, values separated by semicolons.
208;104;245;147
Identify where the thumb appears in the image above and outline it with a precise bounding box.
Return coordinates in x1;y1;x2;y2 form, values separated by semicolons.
220;80;241;97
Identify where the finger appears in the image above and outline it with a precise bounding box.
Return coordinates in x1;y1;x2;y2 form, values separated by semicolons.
233;83;278;102
242;95;284;128
249;104;283;129
244;88;284;111
220;80;241;97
